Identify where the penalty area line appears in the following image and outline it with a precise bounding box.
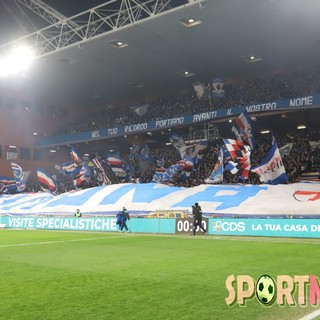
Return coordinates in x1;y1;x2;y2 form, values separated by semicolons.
299;309;320;320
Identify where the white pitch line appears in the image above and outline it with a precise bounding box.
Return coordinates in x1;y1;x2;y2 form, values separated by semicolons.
0;232;320;248
299;309;320;320
0;235;122;248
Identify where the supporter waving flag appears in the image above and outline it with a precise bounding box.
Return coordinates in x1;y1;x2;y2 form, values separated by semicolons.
37;169;56;192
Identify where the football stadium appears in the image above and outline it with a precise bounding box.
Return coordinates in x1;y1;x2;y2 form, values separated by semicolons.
0;0;320;319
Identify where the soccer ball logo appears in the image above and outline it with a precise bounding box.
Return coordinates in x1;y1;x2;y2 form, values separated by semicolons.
256;275;276;304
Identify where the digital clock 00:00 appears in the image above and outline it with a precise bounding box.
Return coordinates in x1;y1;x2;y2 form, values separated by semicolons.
175;218;208;234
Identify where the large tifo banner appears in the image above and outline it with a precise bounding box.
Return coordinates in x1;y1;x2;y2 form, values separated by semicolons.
37;94;319;147
0;183;319;217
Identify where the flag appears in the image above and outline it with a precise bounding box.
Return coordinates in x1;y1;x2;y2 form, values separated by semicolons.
279;143;293;157
152;164;182;183
223;139;247;160
0;176;17;194
129;144;140;161
37;169;56;192
170;134;207;163
162;164;182;182
156;157;165;168
193;81;210;100
231;126;242;142
10;162;26;192
61;160;79;176
71;146;80;164
73;164;91;188
251;142;288;185
139;144;154;163
178;159;194;179
225;161;239;174
205;149;223;184
224;142;251;180
170;134;185;151
234;111;254;149
211;78;225;98
130;104;149;116
107;156;126;178
152;171;165;182
92;158;111;185
236;147;251;179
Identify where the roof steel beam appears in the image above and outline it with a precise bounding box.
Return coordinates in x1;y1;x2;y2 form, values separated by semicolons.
14;0;79;27
0;0;203;58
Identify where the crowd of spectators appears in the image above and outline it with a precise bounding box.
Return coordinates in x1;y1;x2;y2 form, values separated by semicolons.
13;126;320;194
129;127;320;187
10;65;320;193
64;66;320;135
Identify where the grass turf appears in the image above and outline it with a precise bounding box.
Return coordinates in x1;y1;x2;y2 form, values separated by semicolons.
0;230;319;320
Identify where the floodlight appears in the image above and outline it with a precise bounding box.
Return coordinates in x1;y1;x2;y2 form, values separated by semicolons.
0;45;34;76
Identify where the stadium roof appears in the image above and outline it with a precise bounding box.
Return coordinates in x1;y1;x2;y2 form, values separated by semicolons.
0;0;320;110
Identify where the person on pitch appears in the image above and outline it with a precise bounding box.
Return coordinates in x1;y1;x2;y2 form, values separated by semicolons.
75;208;82;218
120;206;130;233
116;210;123;232
192;202;206;236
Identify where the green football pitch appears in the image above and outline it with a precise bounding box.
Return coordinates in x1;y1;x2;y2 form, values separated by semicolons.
0;230;319;320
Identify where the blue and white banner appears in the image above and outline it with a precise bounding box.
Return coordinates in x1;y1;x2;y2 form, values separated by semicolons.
252;142;288;184
0;182;319;217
